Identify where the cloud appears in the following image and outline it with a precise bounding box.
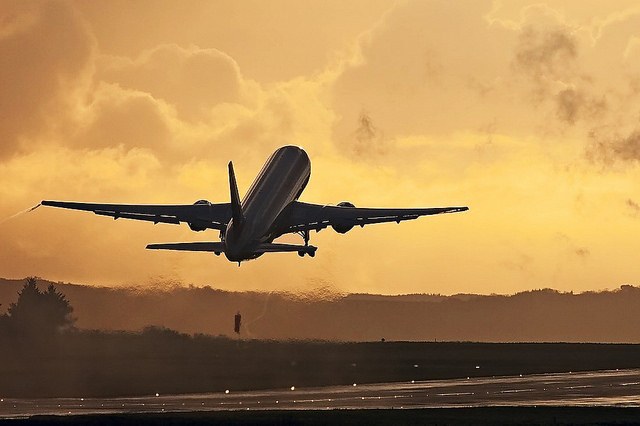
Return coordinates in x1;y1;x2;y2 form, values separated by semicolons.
0;0;95;158
98;44;245;122
4;0;640;296
73;84;175;152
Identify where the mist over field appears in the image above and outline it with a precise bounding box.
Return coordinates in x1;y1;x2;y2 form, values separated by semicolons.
2;278;638;342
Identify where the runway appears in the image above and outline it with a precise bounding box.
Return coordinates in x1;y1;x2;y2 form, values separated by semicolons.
1;369;639;418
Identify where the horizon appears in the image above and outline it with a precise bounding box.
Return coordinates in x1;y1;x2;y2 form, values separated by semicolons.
1;275;637;298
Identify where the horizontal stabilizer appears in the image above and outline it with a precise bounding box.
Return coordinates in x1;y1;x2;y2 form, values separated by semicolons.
256;243;317;255
146;242;225;252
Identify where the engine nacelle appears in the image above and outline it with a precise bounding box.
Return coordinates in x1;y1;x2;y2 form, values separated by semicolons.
188;200;210;232
331;201;355;234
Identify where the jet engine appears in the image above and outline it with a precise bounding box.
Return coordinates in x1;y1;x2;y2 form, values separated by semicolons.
331;201;355;234
188;199;210;231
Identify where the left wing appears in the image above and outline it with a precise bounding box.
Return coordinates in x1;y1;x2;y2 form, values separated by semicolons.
281;201;468;233
41;200;231;230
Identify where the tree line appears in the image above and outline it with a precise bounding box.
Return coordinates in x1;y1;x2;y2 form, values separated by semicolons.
0;277;75;336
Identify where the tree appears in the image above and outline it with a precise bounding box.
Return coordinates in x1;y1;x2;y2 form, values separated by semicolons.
7;277;75;335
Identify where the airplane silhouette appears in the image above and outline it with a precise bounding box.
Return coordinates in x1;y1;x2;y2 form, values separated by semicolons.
42;146;468;264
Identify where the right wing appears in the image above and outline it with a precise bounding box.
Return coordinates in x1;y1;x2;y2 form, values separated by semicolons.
282;201;468;233
41;200;231;231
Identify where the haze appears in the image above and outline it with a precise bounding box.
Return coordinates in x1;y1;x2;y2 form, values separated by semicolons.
1;0;640;295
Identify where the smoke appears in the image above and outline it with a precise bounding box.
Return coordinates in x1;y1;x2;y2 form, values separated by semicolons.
514;27;577;84
351;111;387;158
288;279;346;303
555;88;607;126
243;291;273;338
0;203;41;225
574;248;590;259
587;129;640;166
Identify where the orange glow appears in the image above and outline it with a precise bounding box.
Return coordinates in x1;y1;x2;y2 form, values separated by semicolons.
1;1;639;295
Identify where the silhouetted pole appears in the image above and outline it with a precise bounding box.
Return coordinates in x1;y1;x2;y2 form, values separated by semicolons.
234;311;241;334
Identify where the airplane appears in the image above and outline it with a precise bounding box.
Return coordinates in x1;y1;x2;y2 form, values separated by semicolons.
41;146;468;265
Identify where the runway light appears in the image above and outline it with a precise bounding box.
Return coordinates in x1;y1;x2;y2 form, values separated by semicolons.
225;390;230;394
411;380;415;384
276;400;279;404
291;386;295;391
475;366;480;369
413;364;419;368
155;393;160;397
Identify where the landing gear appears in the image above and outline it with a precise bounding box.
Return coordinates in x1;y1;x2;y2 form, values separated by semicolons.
296;230;316;257
298;246;317;258
298;230;310;246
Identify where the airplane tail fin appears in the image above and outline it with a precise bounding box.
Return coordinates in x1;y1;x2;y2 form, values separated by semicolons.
228;161;244;228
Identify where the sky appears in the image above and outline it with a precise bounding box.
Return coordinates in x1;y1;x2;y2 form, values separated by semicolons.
1;0;639;295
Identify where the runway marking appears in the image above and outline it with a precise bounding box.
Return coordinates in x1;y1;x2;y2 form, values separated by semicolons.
500;389;535;394
436;392;474;397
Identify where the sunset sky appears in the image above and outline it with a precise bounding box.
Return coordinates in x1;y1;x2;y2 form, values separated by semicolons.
1;0;640;295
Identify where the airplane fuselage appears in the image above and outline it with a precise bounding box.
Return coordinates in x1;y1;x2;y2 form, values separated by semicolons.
224;146;311;261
